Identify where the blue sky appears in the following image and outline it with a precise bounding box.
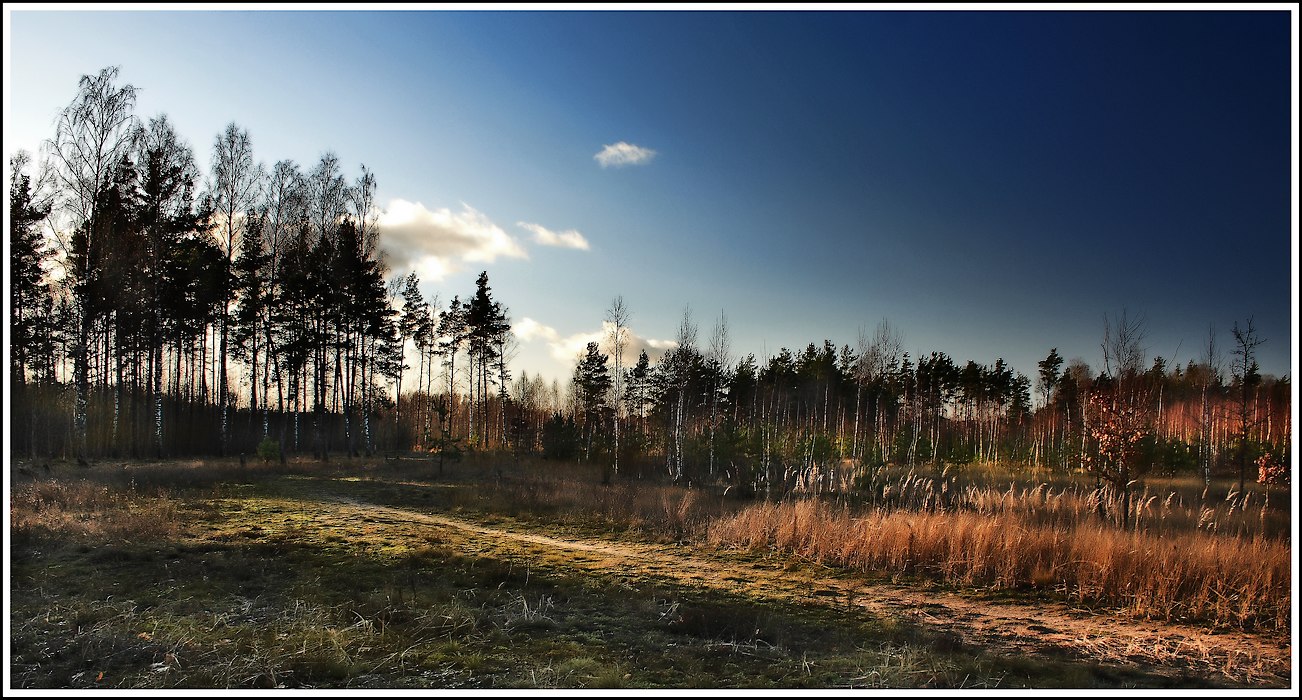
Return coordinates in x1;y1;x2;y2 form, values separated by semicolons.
5;8;1296;386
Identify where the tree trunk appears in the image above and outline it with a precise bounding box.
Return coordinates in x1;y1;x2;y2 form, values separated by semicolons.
74;308;91;459
219;304;229;456
154;342;164;458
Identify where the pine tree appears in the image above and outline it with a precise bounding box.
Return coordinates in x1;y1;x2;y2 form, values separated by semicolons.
10;153;53;388
396;271;430;437
232;211;270;437
573;341;612;462
136;114;207;457
437;296;467;444
465;272;509;446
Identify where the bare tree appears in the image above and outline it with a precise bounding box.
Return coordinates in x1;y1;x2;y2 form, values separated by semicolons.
307;152;348;243
605;296;630;478
1089;311;1153;530
707;311;731;478
47;66;139;458
348;164;380;257
208;122;266;456
860;319;902;461
1230;317;1264;492
1101;309;1147;383
667;306;698;483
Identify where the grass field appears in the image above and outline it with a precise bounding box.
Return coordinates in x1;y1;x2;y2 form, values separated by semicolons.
8;455;1293;689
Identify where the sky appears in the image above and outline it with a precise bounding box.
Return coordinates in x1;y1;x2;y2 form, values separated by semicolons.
4;6;1297;389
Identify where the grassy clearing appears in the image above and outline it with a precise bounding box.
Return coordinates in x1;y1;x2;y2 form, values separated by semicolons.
8;456;1290;689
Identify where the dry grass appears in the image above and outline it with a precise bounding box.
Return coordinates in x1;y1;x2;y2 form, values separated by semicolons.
855;466;1290;539
706;499;1290;631
10;479;181;543
364;458;1291;633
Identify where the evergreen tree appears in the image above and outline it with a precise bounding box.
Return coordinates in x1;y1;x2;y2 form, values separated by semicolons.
10;153;53;388
232;211;270;437
573;341;613;461
135;114;207;456
10;152;54;458
464;271;509;446
624;350;652;439
437;296;467;442
396;271;430;435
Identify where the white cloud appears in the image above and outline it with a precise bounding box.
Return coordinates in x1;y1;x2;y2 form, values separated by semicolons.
594;141;657;168
535;320;677;367
517;222;591;251
514;317;561;343
378;199;527;280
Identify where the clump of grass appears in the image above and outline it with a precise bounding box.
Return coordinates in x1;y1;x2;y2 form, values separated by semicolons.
836;643;981;689
522;658;627;689
500;593;558;631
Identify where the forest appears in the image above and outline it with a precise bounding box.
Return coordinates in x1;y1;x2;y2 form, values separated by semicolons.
11;67;1290;493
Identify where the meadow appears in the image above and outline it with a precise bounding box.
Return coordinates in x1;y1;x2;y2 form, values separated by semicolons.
8;455;1292;689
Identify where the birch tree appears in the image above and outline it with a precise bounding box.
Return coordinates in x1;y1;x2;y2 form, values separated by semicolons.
605;296;630;476
208;122;265;455
48;66;139;459
707;311;731;477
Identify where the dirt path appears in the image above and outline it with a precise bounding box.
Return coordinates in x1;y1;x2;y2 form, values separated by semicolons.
324;495;1291;687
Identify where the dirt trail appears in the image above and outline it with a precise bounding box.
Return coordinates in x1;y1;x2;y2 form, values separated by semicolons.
326;495;1291;687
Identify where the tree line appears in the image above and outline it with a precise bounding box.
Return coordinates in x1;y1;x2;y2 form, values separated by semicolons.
537;308;1287;500
9;67;1291;495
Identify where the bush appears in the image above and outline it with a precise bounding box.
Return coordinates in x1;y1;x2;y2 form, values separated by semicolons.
1256;452;1289;486
257;437;280;464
